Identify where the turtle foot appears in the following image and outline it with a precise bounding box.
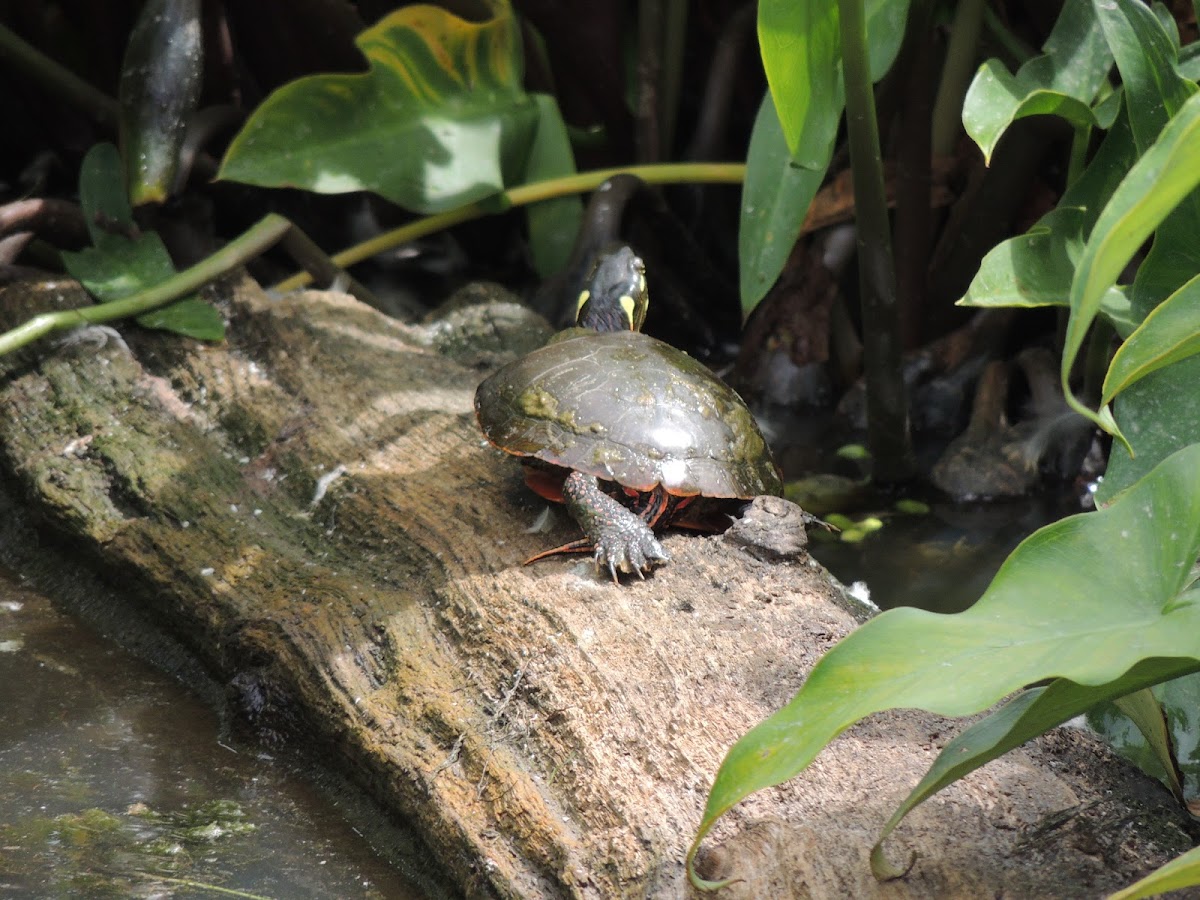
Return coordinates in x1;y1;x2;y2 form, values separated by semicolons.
561;470;670;582
593;527;670;583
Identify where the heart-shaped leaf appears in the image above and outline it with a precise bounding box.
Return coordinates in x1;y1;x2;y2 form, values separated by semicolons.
960;106;1135;316
218;2;538;214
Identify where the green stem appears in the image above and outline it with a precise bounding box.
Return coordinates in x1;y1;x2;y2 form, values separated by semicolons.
837;0;915;481
661;0;689;156
931;0;986;157
0;162;745;356
273;162;745;291
0;214;291;357
0;23;119;129
981;6;1035;67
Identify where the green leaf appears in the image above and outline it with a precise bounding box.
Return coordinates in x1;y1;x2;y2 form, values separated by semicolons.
1060;89;1200;445
744;0;908;310
1103;272;1200;403
1097;0;1196;152
61;144;223;341
689;443;1200;886
217;2;538;214
1088;688;1186;800
134;297;225;341
1153;670;1200;800
739;94;830;311
963;66;1110;166
758;0;841;167
522;94;581;278
1108;843;1200;899
1096;0;1200;325
118;0;203;205
870;663;1198;876
1101;356;1200;501
1094;671;1200;804
962;0;1113;164
960;105;1136;313
758;0;909;163
1112;689;1183;798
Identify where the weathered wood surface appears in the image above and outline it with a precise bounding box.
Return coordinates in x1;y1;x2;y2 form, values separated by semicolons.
0;277;1193;898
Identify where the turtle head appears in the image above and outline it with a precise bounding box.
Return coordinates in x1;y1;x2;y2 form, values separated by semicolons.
575;245;648;333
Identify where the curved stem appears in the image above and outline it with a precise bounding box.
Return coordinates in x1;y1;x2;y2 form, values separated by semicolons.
0;214;292;357
272;162;746;292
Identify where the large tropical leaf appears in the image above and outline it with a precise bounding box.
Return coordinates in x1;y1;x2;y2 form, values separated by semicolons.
870;667;1198;878
218;2;537;214
1102;273;1200;403
521;95;581;277
690;443;1200;887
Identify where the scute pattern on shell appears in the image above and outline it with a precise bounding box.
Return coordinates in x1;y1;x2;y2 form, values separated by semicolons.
475;331;782;498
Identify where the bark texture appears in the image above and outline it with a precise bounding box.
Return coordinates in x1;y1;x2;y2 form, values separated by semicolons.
0;277;1192;898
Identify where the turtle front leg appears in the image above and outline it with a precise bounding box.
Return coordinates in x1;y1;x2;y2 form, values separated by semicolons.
562;470;669;581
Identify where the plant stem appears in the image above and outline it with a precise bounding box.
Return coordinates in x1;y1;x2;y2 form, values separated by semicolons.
0;23;119;129
931;0;986;157
273;163;746;292
0;163;746;356
981;6;1035;67
837;0;915;481
0;214;291;357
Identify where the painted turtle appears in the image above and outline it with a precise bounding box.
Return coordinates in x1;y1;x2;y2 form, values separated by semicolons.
474;246;782;580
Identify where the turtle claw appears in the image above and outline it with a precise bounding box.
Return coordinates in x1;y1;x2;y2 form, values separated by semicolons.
560;470;670;582
593;528;669;582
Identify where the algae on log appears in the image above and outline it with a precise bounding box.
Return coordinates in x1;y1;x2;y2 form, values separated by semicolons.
0;277;1192;898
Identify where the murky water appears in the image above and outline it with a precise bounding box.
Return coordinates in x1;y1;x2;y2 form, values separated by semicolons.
0;570;448;899
809;492;1082;613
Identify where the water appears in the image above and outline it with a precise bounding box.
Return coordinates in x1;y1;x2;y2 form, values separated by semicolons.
809;492;1082;613
0;570;447;899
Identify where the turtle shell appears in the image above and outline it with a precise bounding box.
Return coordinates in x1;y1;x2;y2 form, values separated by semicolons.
474;330;782;498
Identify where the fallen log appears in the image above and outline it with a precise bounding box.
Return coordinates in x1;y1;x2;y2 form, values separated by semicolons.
0;276;1191;898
